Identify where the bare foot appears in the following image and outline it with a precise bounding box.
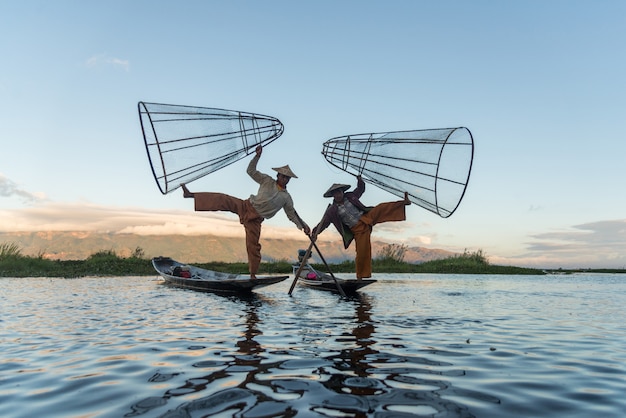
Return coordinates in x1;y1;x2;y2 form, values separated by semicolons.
181;184;194;198
250;274;257;280
404;192;411;205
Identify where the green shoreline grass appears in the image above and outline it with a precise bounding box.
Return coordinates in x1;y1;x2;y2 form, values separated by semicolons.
0;244;626;278
1;243;624;278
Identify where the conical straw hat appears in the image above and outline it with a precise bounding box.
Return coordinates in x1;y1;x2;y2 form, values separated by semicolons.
323;183;350;197
272;165;298;178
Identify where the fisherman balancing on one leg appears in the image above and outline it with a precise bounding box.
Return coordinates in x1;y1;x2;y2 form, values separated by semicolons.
182;145;310;279
310;176;410;280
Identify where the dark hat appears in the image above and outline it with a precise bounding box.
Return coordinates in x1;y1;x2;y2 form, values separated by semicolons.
323;183;350;198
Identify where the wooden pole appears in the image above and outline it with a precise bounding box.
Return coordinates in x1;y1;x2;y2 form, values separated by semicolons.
288;239;314;295
289;205;347;296
311;240;346;297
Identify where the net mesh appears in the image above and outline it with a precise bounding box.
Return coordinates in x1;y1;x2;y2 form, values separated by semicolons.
322;127;474;218
138;102;284;194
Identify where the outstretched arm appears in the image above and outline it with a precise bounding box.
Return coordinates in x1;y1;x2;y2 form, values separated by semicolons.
284;200;310;234
353;175;365;198
310;206;332;241
293;211;311;236
247;146;264;183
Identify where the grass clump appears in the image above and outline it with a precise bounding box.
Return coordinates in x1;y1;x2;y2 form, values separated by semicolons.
310;247;544;275
0;242;23;258
417;249;491;273
413;249;545;274
0;243;154;278
0;241;550;278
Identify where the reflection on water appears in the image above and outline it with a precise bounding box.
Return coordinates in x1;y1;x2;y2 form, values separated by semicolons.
2;274;626;418
128;293;488;417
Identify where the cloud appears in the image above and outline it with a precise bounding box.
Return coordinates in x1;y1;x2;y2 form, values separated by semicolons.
529;220;626;250
514;219;626;268
0;201;315;241
0;173;46;203
404;235;432;245
85;53;130;71
3;195;624;269
370;220;411;235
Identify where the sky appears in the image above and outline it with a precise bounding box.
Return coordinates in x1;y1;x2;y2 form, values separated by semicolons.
1;1;625;269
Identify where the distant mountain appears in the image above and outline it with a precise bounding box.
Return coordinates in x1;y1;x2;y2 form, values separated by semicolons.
0;231;456;264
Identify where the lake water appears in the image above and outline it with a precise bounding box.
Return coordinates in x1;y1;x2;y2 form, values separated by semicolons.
1;273;625;417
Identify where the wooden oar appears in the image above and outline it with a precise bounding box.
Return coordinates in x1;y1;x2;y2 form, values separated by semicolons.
289;206;346;297
288;209;319;296
288;239;315;295
310;239;346;297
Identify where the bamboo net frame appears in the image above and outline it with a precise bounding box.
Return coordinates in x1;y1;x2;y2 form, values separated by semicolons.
322;127;474;218
138;101;284;194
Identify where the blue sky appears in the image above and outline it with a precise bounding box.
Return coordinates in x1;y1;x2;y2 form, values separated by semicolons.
1;1;625;268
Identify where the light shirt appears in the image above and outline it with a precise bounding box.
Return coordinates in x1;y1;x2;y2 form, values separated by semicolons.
337;199;363;228
246;154;305;230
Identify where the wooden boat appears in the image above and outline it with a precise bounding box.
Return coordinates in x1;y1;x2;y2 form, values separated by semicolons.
292;250;376;294
152;256;289;294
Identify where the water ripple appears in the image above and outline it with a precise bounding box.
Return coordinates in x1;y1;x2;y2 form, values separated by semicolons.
1;274;625;417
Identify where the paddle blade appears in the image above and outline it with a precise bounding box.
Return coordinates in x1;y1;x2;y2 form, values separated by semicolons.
322;127;474;218
138;102;284;194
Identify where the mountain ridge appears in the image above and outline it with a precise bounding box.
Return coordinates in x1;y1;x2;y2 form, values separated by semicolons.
0;231;456;264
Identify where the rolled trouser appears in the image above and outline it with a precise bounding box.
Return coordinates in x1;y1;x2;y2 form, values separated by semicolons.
193;192;264;275
350;200;406;279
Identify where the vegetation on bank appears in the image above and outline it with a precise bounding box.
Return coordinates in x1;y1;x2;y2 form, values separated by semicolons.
1;242;622;278
0;244;154;278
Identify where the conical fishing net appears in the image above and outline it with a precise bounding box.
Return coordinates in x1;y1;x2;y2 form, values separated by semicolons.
138;102;284;194
322;127;474;218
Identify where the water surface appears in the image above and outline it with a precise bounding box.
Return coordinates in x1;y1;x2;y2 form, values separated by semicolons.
1;273;625;417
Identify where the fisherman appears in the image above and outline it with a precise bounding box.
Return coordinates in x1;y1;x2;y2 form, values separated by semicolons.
310;176;410;280
182;145;310;279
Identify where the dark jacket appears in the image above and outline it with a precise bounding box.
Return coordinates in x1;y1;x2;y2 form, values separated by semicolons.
315;177;372;249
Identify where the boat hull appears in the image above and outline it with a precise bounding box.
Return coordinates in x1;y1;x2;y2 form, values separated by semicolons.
297;277;377;294
152;257;288;294
292;257;376;294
